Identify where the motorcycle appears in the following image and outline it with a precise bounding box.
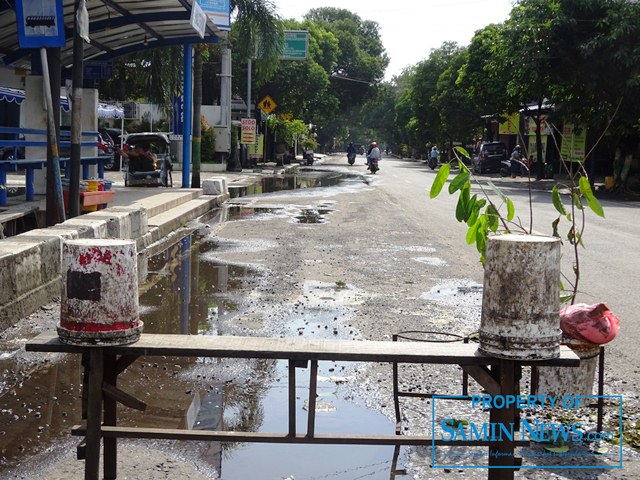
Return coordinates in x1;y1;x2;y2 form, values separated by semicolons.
347;152;356;165
304;150;314;166
369;157;379;174
428;155;438;170
500;159;511;177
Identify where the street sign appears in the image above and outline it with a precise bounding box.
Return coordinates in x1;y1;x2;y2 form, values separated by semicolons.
282;30;309;60
199;0;231;31
279;113;293;121
15;0;65;48
240;118;257;144
258;95;277;115
190;0;207;39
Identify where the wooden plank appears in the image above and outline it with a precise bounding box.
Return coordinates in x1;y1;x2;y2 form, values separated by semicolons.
70;425;529;448
306;360;318;437
463;365;500;396
288;359;296;436
85;349;103;480
26;333;581;367
102;382;147;411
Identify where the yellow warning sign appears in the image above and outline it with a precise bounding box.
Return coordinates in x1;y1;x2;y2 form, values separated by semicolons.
258;95;277;115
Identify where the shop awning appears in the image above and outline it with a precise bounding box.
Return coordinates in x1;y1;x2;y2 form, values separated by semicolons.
0;86;124;117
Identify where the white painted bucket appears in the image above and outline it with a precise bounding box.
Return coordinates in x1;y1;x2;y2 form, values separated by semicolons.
479;234;562;360
58;239;143;346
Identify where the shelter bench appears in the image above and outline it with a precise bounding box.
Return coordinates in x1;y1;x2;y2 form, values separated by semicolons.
0;127;110;206
25;332;580;480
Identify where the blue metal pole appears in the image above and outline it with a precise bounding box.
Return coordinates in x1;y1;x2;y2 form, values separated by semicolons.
182;45;193;188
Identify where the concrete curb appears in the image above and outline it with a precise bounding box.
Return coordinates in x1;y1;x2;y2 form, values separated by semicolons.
0;188;229;328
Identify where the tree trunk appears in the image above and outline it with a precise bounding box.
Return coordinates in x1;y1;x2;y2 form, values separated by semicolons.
191;47;202;189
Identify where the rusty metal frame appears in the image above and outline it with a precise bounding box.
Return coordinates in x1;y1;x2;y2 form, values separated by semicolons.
26;332;580;480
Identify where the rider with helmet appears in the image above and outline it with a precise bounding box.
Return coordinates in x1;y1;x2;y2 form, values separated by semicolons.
367;141;381;170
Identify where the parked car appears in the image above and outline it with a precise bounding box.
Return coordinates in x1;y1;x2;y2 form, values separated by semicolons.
0;141;25;160
472;142;507;174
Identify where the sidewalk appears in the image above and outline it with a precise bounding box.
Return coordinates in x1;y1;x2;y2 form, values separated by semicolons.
0;162;300;329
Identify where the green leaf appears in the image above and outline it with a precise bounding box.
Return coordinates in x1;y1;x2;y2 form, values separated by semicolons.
487;181;506;202
454;185;470;222
551;217;561;238
465;195;478;224
506;197;515;222
449;171;470;194
572;192;584;210
456;192;468;222
466;219;480;244
551;186;567;216
467;204;480;226
429;162;450;198
578;176;605;217
476;226;487;256
544;445;570;453
486;206;499;232
454;146;470;159
560;294;574;304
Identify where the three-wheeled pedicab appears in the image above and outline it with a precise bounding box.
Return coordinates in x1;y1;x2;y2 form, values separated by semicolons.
120;132;173;187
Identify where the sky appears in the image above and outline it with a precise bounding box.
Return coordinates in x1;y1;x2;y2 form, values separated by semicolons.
274;0;515;80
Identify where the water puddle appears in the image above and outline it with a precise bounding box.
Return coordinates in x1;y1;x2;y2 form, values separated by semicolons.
413;256;448;266
229;172;361;198
421;280;483;305
0;172;412;478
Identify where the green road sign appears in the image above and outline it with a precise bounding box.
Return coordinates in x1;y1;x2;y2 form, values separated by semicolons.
282;30;308;60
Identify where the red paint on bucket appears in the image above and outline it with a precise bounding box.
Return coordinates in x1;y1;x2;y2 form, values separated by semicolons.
59;319;143;332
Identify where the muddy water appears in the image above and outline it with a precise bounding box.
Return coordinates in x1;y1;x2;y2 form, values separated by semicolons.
0;194;409;478
136;230;407;478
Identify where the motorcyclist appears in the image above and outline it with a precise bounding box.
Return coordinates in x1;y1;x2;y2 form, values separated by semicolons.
510;145;522;178
347;142;356;156
430;145;439;164
367;141;381;170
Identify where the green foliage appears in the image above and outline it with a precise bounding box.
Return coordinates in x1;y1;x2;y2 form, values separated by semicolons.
201;117;216;162
431;145;605;302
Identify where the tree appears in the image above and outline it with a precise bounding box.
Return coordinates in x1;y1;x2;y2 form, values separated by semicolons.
305;8;388;107
431;48;482;158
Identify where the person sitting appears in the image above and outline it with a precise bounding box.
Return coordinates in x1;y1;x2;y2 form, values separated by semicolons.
117;143;158;172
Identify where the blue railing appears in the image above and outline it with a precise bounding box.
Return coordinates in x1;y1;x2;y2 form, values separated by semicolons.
0;127;112;206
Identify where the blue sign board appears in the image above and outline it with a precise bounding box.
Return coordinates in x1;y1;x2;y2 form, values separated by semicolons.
198;0;230;31
15;0;65;48
171;95;184;135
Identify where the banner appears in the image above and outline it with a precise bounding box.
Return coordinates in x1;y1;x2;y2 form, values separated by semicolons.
528;135;547;161
560;123;587;163
499;113;520;135
248;134;263;157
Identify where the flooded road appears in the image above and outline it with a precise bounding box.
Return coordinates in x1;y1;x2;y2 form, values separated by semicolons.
0;169;411;479
3;157;634;478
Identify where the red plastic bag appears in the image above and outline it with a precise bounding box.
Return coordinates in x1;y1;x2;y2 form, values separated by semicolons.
560;303;620;345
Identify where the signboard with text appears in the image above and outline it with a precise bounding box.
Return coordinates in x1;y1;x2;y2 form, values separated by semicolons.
198;0;230;31
240;118;257;145
560;123;587;163
282;30;309;60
